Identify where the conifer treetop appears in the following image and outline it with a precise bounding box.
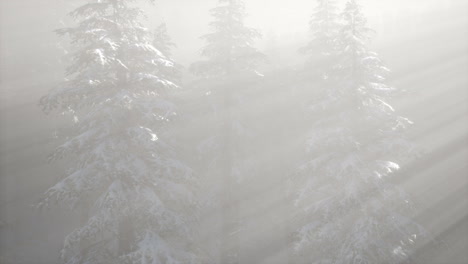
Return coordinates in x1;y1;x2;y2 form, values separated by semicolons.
293;1;426;263
191;0;265;78
301;0;340;55
39;1;199;263
153;22;176;58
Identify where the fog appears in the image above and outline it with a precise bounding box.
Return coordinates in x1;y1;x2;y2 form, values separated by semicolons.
0;0;467;263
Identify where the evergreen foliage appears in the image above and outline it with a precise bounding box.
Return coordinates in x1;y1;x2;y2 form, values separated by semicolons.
40;1;198;263
293;1;426;263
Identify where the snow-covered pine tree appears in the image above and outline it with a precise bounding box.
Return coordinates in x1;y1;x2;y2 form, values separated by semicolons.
152;22;182;87
40;1;198;263
190;1;265;263
293;0;426;263
294;0;341;140
191;0;265;78
300;0;340;78
153;22;176;59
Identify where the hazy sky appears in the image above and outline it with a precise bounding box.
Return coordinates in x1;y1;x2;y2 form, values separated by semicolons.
0;1;466;264
147;0;462;64
0;0;465;77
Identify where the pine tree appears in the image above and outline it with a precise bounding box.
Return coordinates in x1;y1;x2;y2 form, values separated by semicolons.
300;0;340;78
292;1;426;263
153;22;176;59
152;22;182;85
296;0;340;129
191;0;265;78
40;1;198;263
190;1;265;263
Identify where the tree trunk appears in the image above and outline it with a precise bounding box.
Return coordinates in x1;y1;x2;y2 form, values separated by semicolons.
221;79;240;264
79;199;90;257
118;216;134;258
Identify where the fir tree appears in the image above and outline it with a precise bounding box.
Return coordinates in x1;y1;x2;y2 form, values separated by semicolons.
300;0;340;78
153;22;176;59
40;1;198;263
191;0;265;78
293;1;426;263
190;1;265;263
296;0;340;130
152;22;182;85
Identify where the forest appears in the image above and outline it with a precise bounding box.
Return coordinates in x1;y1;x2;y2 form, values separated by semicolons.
0;0;467;263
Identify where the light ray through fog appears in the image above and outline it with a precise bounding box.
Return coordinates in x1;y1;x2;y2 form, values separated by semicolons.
0;0;467;263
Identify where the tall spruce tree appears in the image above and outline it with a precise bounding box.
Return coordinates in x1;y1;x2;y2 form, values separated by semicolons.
40;1;198;263
293;0;426;263
295;0;340;137
190;1;265;263
152;22;182;85
300;0;340;78
153;22;176;59
191;0;265;78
